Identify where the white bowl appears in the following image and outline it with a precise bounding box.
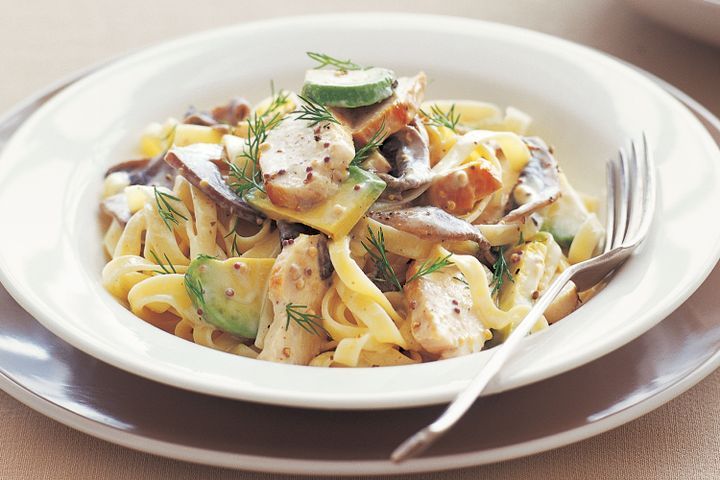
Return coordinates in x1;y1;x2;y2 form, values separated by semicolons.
0;14;719;410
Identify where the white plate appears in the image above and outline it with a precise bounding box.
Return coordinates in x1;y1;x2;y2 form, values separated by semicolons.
0;14;719;410
1;64;720;475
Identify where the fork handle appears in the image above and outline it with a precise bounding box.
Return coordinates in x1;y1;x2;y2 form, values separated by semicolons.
391;267;576;462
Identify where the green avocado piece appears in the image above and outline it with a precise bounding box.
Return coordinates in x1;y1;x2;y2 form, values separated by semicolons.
184;256;275;338
301;67;396;107
245;166;386;239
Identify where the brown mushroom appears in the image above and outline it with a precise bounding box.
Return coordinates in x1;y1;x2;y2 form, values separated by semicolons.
501;137;561;223
164;143;262;224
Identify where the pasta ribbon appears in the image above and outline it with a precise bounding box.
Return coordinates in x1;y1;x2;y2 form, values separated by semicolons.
328;237;401;323
439;247;530;330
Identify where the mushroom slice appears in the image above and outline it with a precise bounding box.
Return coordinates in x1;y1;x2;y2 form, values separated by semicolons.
164;143;262;224
369;206;490;253
105;152;175;189
502;137;561;223
183;97;251;127
377;117;432;194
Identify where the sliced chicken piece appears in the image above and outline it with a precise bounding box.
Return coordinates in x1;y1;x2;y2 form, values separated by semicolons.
165;143;262;224
258;234;331;365
259;118;355;211
406;264;490;358
276;221;334;279
428;158;503;215
332;73;427;146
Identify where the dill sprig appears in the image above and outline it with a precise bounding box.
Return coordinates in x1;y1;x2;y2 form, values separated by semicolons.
293;94;340;127
228;82;291;197
420;103;461;133
224;218;243;256
490;246;514;296
362;226;403;292
285;303;326;336
350;120;387;167
406;253;453;284
184;274;205;312
228;111;282;195
153;186;188;231
306;52;363;71
230;235;241;256
227;155;264;196
452;275;470;287
266;81;291;117
148;249;177;275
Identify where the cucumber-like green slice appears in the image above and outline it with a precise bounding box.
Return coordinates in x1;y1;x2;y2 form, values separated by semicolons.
301;67;396;108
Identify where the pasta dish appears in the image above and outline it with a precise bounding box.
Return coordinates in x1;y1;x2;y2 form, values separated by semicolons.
100;53;604;367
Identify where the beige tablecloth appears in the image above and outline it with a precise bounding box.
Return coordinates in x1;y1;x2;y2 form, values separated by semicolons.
2;1;720;478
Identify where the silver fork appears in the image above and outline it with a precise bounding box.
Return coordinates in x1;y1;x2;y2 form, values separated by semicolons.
391;134;656;463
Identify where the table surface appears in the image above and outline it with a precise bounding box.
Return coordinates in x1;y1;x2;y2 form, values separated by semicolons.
2;0;720;478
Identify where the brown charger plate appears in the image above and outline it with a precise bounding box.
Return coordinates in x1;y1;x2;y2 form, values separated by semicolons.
0;68;719;476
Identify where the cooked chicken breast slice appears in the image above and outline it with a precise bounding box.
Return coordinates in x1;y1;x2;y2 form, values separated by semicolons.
258;234;331;365
406;264;490;359
332;73;427;146
259;118;355;211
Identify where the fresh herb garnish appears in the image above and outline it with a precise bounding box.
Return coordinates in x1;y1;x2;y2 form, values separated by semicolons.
285;303;326;336
490;246;514;296
224;218;242;256
228;110;283;196
406;253;453;284
266;81;291;118
230;235;241;256
350;120;387;167
420;103;461;133
517;231;525;246
452;275;470;287
153;186;188;231
361;226;403;292
292;94;340;127
184;274;205;312
148;249;177;275
306;52;363;71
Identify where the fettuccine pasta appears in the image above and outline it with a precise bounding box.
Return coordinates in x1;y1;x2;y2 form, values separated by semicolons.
99;53;604;367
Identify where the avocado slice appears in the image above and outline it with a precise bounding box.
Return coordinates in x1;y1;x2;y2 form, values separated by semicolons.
245;166;386;239
184;256;275;338
302;67;396;108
